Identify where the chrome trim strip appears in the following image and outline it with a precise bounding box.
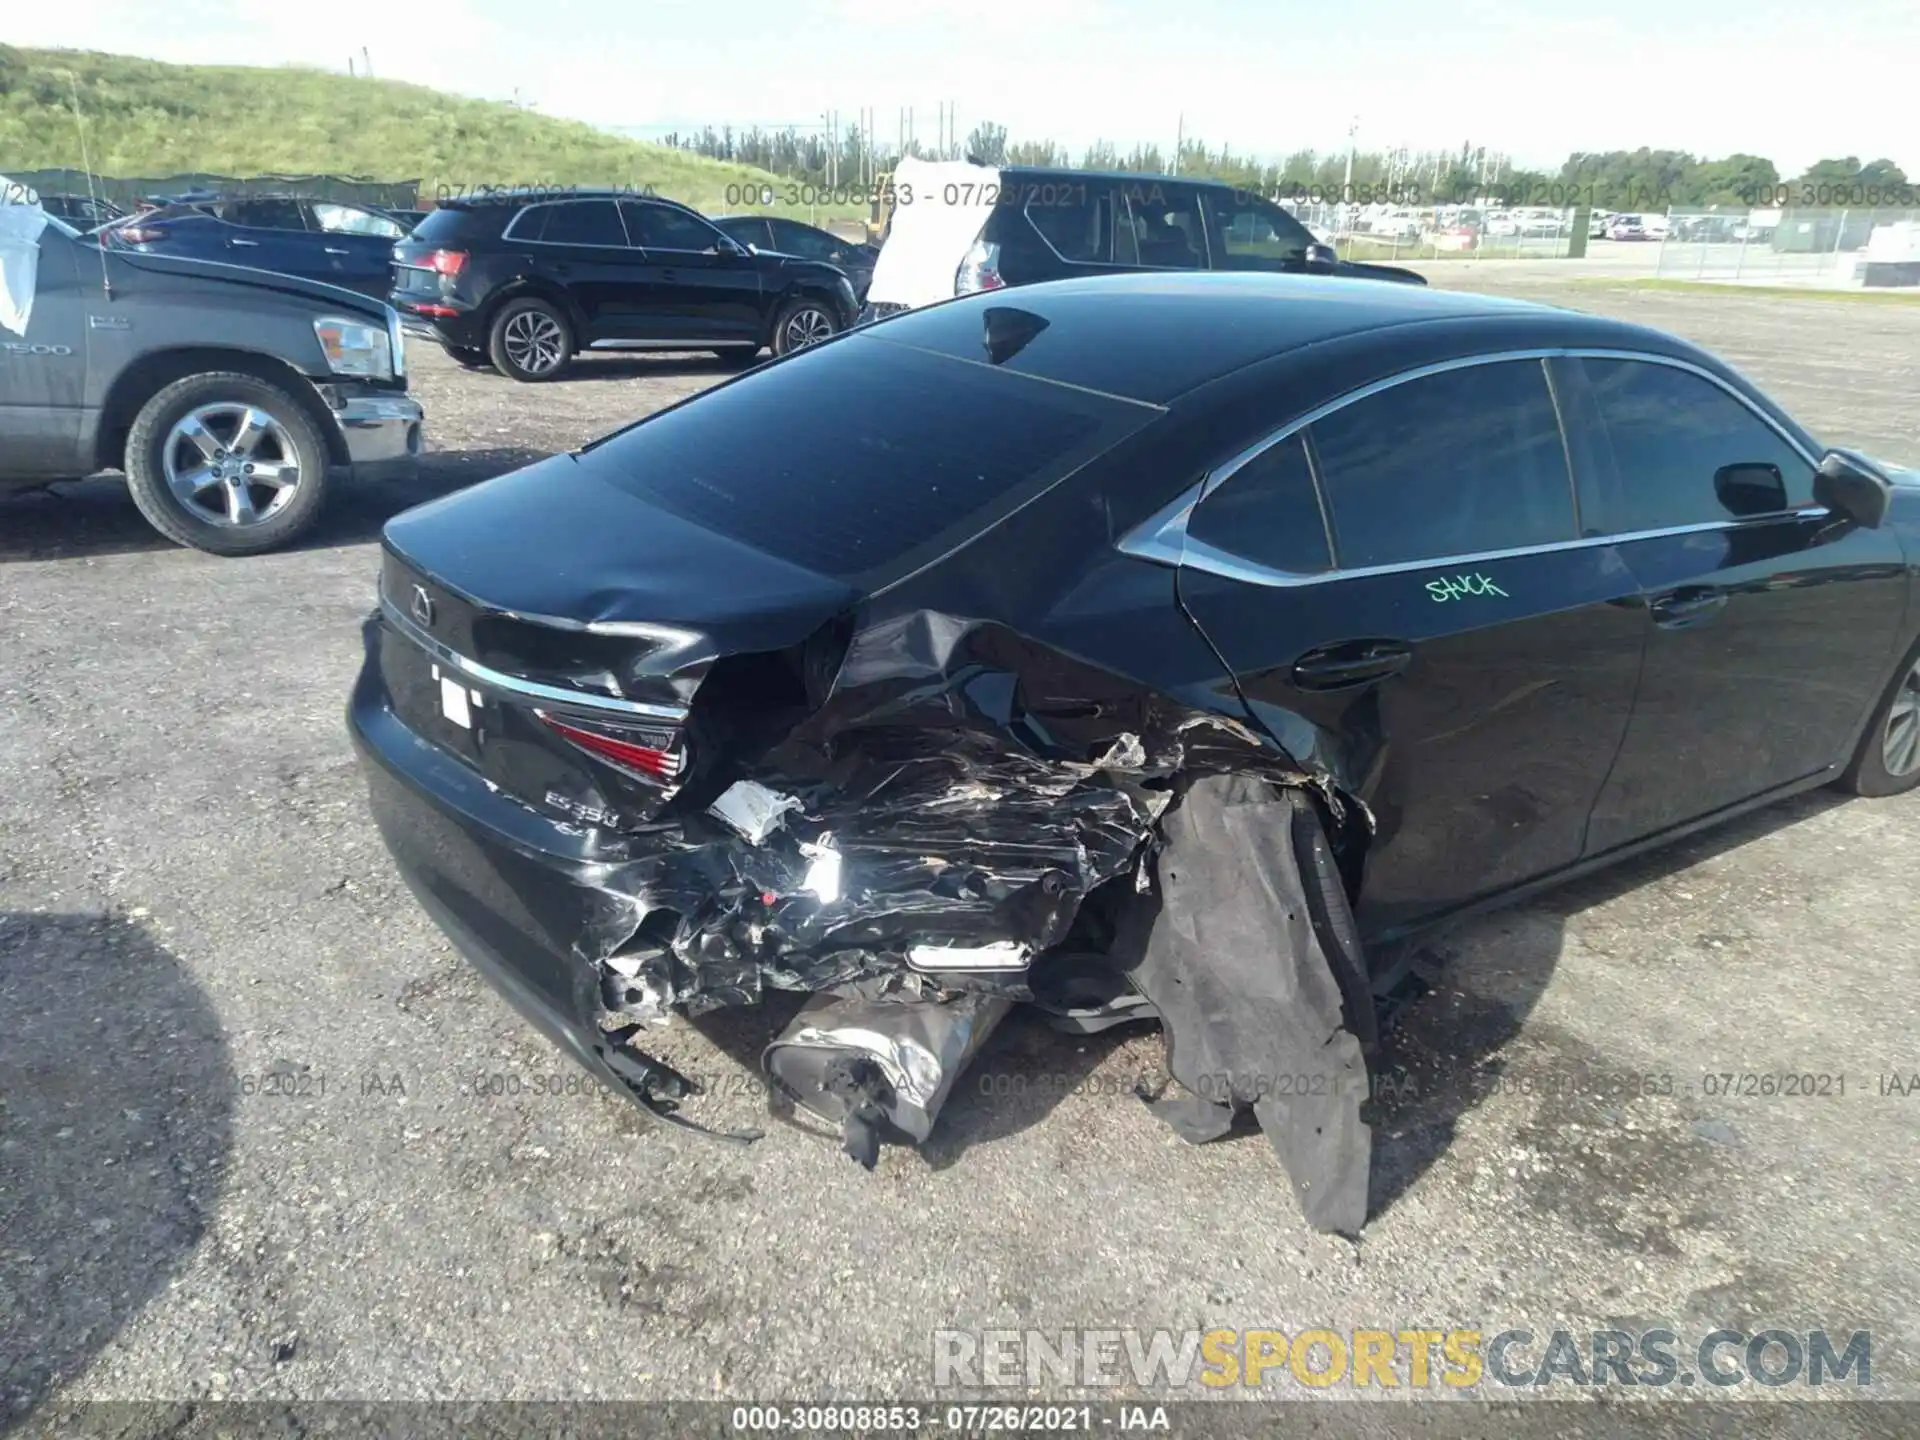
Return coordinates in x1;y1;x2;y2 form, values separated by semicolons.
378;592;691;723
1123;346;1827;589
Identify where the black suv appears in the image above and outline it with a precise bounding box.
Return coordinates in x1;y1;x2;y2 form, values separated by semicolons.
390;191;860;381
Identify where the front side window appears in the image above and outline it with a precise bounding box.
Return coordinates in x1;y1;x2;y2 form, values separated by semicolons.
1186;433;1332;574
1311;360;1576;569
535;200;626;247
1580;358;1814;532
622;201;720;251
311;203;405;239
1203;194;1312;269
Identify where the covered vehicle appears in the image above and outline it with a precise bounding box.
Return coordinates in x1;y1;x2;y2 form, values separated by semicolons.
860;157;1423;319
350;272;1920;1233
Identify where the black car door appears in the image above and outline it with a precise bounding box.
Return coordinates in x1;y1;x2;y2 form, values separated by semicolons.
1562;355;1909;851
618;201;763;344
305;201;409;297
0;224;91;476
1170;357;1647;940
215;197;323;279
512;199;647;340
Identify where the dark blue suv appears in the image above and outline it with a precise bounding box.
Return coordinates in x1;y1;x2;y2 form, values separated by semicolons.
104;195;412;298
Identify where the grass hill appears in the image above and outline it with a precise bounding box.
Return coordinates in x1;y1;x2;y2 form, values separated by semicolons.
0;46;836;216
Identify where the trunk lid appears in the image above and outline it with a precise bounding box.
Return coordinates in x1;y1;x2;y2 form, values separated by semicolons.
377;452;860;829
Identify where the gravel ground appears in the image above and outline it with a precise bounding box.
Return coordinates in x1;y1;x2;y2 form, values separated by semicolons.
3;277;1919;1426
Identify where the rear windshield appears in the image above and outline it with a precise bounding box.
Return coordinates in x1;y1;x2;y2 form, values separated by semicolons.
408;205;503;244
580;334;1158;582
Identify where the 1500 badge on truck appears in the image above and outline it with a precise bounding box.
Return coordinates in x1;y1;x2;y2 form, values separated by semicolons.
0;183;424;556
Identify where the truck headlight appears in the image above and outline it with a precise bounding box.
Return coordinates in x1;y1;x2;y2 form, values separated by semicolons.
314;316;394;380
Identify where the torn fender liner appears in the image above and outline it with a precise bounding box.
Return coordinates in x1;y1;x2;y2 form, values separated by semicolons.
763;989;1012;1164
1112;773;1374;1235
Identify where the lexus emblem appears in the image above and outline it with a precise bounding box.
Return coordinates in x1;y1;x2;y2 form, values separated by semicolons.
409;584;435;628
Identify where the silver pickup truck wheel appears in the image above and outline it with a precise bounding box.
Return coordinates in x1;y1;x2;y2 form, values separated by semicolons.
124;372;331;556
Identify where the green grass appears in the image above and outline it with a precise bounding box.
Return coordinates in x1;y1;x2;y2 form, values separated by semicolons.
0;46;862;218
1568;278;1920;303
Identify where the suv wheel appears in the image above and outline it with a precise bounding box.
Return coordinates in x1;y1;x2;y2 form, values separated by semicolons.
771;297;838;357
489;298;573;381
123;372;330;556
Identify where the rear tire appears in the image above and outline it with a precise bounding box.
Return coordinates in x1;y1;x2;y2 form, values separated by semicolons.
123;371;331;556
1839;638;1920;797
488;298;573;382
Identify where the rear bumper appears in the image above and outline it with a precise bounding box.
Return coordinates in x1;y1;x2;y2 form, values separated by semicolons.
391;294;487;350
347;622;645;1095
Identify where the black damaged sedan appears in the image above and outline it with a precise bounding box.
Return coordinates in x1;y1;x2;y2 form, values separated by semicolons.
350;272;1920;1233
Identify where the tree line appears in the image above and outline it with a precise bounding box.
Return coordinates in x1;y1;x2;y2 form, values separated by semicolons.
655;120;1911;210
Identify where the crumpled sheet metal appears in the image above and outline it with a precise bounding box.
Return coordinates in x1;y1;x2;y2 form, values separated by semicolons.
1110;772;1375;1235
574;614;1314;1026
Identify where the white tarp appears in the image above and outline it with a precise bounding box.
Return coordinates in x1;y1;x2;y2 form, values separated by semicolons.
0;176;49;337
864;156;1002;311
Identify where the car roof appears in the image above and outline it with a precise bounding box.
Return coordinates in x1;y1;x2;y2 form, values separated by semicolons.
1000;164;1249;193
442;187;681;208
854;271;1668;405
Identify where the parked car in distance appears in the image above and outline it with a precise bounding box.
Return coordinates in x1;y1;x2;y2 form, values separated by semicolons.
390;191;861;381
1608;213;1651;240
348;270;1918;1228
862;157;1423;318
2;195;422;555
100;194;409;296
712;215;879;301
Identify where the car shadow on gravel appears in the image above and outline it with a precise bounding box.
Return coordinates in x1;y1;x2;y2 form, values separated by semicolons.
0;911;234;1422
0;447;547;563
1365;786;1852;1220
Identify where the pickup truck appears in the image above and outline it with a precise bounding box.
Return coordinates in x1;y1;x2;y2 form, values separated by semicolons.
1;191;424;555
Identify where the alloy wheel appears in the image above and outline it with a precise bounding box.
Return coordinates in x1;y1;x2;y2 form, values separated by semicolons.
1883;660;1920;777
161;403;301;528
781;306;835;350
502;310;566;374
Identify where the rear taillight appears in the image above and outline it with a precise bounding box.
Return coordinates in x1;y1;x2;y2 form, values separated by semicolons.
419;248;467;276
955;239;1004;295
536;711;686;785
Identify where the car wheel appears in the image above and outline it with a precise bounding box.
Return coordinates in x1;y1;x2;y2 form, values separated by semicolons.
443;343;493;371
770;296;838;357
711;347;762;369
488;298;573;382
1839;639;1920;797
123;371;330;556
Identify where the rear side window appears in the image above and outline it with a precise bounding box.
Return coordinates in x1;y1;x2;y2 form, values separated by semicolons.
219;198;306;230
531;200;625;246
1580;358;1814;532
769;220;841;260
1119;183;1205;268
583;335;1157;581
1186;434;1332;574
1310;360;1575;568
1025;185;1118;264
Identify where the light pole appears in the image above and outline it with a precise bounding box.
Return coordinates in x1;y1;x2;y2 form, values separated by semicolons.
1340;116;1358;240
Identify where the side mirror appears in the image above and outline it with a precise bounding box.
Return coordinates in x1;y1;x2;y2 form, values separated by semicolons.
1304;242;1339;271
1813;449;1894;530
709;237;750;258
1714;462;1787;517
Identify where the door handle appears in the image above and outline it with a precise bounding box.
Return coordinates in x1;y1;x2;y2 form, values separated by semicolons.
227;238;259;247
1291;640;1413;691
324;246;350;255
1650;587;1727;630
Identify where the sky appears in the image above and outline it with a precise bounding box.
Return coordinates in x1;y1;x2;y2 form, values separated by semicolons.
12;0;1918;176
